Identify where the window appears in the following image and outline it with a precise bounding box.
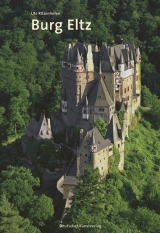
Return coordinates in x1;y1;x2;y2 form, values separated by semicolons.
128;86;129;91
80;154;82;156
109;148;112;151
136;76;138;81
41;131;43;135
124;88;126;93
99;108;104;112
131;84;132;89
85;161;86;163
85;154;87;157
101;167;103;170
118;144;120;148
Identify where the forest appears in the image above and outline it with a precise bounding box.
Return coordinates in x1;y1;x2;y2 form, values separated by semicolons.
0;0;160;232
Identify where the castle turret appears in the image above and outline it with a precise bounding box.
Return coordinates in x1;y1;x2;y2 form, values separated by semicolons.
86;45;94;71
99;56;102;77
130;49;134;67
118;52;125;72
136;47;141;63
95;43;98;52
90;131;97;153
74;48;84;73
127;50;131;68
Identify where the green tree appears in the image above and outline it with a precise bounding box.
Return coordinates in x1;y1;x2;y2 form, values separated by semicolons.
28;194;54;227
61;165;107;232
37;139;58;170
0;166;55;229
117;110;126;125
93;117;107;137
141;85;153;107
0;194;40;233
0;166;39;212
133;207;160;233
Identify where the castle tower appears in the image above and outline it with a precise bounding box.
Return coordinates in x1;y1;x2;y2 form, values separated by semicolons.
86;45;94;72
76;128;111;177
127;49;131;68
118;52;125;72
130;49;134;67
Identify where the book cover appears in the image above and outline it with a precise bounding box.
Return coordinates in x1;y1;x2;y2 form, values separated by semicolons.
0;1;160;233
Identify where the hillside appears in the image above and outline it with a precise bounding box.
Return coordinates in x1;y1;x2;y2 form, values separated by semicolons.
0;0;160;146
59;110;160;233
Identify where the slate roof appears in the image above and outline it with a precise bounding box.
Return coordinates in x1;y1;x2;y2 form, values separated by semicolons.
26;115;52;140
100;45;113;72
114;44;125;60
85;127;112;152
106;113;121;143
124;41;136;61
63;42;137;74
88;77;114;107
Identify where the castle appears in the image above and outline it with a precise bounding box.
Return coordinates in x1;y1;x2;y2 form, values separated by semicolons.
55;41;141;199
22;41;141;201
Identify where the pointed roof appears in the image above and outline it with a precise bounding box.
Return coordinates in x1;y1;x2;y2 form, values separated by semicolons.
91;131;96;146
86;96;88;107
88;78;114;107
124;41;136;62
106;114;121;143
76;48;82;65
136;47;140;56
99;56;102;76
95;43;98;52
26;114;52;140
82;127;112;152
